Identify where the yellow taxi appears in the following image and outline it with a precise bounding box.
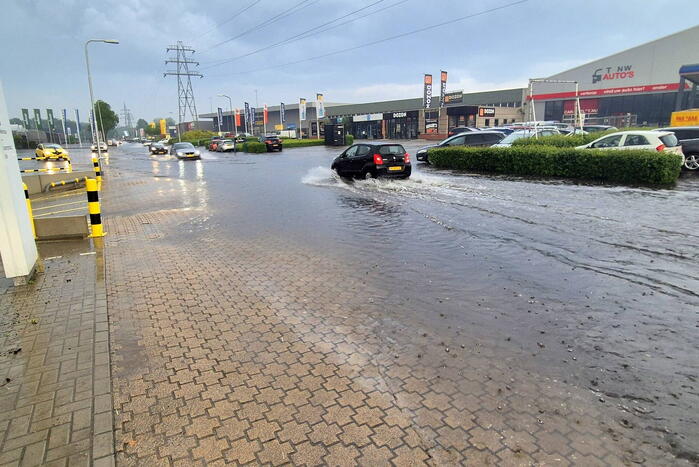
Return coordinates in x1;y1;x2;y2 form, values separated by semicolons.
35;143;70;160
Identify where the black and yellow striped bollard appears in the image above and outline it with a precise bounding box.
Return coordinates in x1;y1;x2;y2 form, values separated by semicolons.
23;183;36;239
86;178;105;237
91;156;102;186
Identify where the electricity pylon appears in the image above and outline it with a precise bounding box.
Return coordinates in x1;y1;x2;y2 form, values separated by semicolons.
165;41;202;140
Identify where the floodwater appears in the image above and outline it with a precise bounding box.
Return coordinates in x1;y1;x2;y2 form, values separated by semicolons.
83;141;699;459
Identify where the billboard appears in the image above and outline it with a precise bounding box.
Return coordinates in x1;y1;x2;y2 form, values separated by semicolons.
280;102;285;123
21;109;30;129
33;109;42;129
478;107;495;117
234;108;241;128
316;93;325;118
443;91;463;104
263;104;268;125
423;74;432;109
439;71;447;108
299;98;306;121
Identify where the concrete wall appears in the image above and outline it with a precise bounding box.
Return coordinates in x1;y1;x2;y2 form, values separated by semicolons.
34;215;89;240
22;171;93;195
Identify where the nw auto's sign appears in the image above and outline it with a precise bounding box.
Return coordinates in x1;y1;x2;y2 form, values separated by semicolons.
592;65;635;84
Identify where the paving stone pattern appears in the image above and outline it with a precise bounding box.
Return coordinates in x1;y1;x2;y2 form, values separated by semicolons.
102;168;682;466
0;245;113;466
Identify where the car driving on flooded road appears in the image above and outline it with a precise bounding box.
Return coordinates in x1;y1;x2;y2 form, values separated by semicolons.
170;142;201;160
331;142;411;179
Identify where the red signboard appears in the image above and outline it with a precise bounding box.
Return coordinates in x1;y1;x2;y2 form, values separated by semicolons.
563;98;599;115
530;82;682;101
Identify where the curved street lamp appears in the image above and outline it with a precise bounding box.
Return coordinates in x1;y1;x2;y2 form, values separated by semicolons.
85;39;119;161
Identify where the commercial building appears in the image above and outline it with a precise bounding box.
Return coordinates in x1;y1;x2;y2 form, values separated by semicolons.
529;25;699;127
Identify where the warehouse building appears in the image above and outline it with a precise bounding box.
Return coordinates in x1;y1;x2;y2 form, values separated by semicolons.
529;25;699;127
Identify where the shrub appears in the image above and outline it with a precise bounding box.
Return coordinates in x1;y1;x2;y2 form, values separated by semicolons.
345;134;354;146
245;142;267;153
282;139;324;148
427;146;682;185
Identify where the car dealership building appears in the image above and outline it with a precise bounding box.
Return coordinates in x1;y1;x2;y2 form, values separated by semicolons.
529;25;699;127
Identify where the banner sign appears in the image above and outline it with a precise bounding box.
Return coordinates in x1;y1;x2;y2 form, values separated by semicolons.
439;71;447;108
217;107;223;127
316;93;325;118
244;102;250;131
280;102;285;123
62;109;68;139
423;74;433;109
160;118;167;135
352;113;383;122
263;104;268;125
250;107;256;126
46;109;55;131
234;108;241;128
75;109;81;139
33;109;42;129
299;98;307;121
21;109;30;129
443;91;463;105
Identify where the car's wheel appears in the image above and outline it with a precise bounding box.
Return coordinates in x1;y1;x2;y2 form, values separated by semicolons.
684;153;699;170
361;169;375;180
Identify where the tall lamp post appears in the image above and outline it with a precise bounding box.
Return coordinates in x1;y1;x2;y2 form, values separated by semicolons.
217;94;234;134
85;39;119;163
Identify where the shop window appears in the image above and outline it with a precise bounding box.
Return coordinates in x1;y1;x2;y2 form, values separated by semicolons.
494;119;499;126
484;119;490;127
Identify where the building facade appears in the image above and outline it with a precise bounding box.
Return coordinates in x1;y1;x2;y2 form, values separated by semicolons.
530;25;699;127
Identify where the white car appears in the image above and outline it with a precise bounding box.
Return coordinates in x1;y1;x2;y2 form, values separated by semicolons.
576;131;684;160
90;142;108;152
493;129;560;147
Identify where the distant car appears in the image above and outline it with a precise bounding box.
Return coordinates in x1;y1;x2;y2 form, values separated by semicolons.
332;142;411;179
488;127;515;135
576;131;684;161
235;133;252;143
493;129;561;147
655;126;699;170
107;139;116;146
208;137;224;151
91;142;108;152
259;135;282;152
149;143;168;155
416;131;505;163
447;127;479;137
582;125;618;133
170;142;201;160
35;143;69;160
216;139;235;152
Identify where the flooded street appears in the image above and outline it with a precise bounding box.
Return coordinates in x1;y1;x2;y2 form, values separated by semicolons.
96;141;699;462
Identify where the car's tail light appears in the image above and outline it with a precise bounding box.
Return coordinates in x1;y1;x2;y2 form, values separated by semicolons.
404;153;410;164
373;154;383;165
265;140;273;144
656;144;665;152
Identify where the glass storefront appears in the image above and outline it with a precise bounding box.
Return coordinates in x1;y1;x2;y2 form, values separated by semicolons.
446;105;478;128
383;111;419;139
544;91;696;126
353;121;383;139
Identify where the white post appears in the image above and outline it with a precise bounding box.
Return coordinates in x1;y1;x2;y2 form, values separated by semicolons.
75;109;83;148
0;81;38;284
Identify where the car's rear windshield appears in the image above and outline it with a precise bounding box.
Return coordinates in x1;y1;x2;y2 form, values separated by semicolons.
659;134;679;147
377;145;405;155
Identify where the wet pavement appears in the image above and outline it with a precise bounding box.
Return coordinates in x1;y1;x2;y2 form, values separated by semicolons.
97;141;697;465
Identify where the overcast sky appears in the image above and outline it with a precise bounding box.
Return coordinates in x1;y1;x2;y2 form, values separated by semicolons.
2;0;699;123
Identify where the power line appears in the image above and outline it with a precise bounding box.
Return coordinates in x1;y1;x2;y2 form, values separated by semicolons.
208;0;528;77
197;0;263;41
205;0;315;52
201;0;403;70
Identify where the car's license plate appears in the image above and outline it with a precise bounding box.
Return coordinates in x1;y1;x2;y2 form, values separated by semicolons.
388;166;403;171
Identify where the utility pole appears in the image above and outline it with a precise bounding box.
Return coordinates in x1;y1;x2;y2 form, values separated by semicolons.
164;41;202;142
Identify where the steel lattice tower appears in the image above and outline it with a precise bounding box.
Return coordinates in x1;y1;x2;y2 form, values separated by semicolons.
120;102;134;136
164;42;202;130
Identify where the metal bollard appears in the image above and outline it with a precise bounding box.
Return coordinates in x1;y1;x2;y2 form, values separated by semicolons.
23;183;36;239
86;178;105;237
92;156;102;185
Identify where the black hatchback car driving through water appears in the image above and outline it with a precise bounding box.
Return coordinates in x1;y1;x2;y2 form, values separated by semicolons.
332;143;411;179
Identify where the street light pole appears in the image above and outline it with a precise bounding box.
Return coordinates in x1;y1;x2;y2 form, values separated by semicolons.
85;39;119;163
217;94;233;134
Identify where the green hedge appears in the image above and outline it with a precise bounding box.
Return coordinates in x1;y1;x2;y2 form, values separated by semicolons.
345;134;354;146
244;142;267;153
427;146;681;185
282;138;324;148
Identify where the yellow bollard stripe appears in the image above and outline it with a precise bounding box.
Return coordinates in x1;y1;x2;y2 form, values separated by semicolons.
85;178;105;237
22;183;36;239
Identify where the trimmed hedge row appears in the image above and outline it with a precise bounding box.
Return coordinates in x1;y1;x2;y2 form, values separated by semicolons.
427;146;682;185
242;142;267;153
282;138;324;148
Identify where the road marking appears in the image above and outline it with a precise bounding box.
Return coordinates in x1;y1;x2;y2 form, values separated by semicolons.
79;251;96;256
33;207;85;218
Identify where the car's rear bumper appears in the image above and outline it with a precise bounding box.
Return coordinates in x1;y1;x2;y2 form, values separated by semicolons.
377;165;411;177
416;152;428;161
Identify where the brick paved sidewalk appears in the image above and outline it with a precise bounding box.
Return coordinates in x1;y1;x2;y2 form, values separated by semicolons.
0;241;114;466
102;170;681;466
